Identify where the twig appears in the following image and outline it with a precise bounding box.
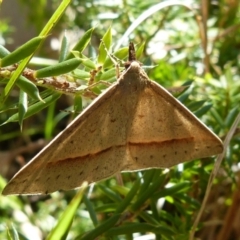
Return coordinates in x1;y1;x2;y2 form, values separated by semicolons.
189;113;240;240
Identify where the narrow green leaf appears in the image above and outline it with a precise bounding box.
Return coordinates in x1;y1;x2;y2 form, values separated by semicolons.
46;183;87;240
139;211;160;225
105;222;175;236
210;108;225;128
99;68;117;81
95;203;120;213
98;184;122;202
103;47;128;69
115;179;141;213
16;76;42;101
0;0;71;108
79;214;121;240
138;169;158;195
72;69;90;79
152;181;191;200
136;42;145;59
66;28;94;59
0;47;42;102
194;104;213;118
78;58;96;69
0;45;10;57
172;80;193;98
225;106;239;128
98;26;112;65
73;95;82;119
83;194;98;227
0;36;46;67
35;58;82;78
59;34;69;62
177;87;191;103
7;223;20;240
44;100;56;140
131;172;165;211
18;90;28;131
187;100;206;112
1;92;61;125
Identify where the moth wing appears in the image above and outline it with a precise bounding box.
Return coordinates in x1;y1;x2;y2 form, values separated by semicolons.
3;83;134;195
124;80;223;170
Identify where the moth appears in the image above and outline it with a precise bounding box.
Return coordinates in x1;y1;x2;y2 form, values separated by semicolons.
3;43;223;195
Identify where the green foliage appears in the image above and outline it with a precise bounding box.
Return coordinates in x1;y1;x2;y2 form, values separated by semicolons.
0;36;46;67
1;1;240;240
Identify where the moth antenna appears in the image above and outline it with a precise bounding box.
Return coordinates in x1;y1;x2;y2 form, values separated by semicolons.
101;40;120;78
128;42;136;62
124;42;138;69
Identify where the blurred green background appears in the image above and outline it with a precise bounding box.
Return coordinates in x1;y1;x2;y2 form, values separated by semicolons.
0;0;240;239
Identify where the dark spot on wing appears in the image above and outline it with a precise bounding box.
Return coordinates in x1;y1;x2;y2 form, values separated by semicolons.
56;175;60;179
90;128;96;133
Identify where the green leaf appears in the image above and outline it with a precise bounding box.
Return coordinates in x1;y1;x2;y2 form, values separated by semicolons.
1;91;61;125
138;169;158;195
59;34;69;62
83;194;98;227
44;100;56;140
79;214;121;240
72;69;90;80
35;58;82;78
210;108;225;128
18;90;28;131
152;181;191;200
103;47;128;69
194;104;213;118
105;222;174;237
131;171;165;211
177;87;191;104
0;46;42;102
16;76;42;101
99;68;117;81
6;223;20;240
73;95;82;118
136;42;145;59
0;36;46;67
115;178;141;213
187;100;206;112
98;26;112;65
66;27;94;59
0;45;10;57
98;184;122;202
46;183;87;240
225;106;240;128
0;0;71;108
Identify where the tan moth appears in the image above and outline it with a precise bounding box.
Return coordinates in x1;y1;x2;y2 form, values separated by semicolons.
2;43;223;195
